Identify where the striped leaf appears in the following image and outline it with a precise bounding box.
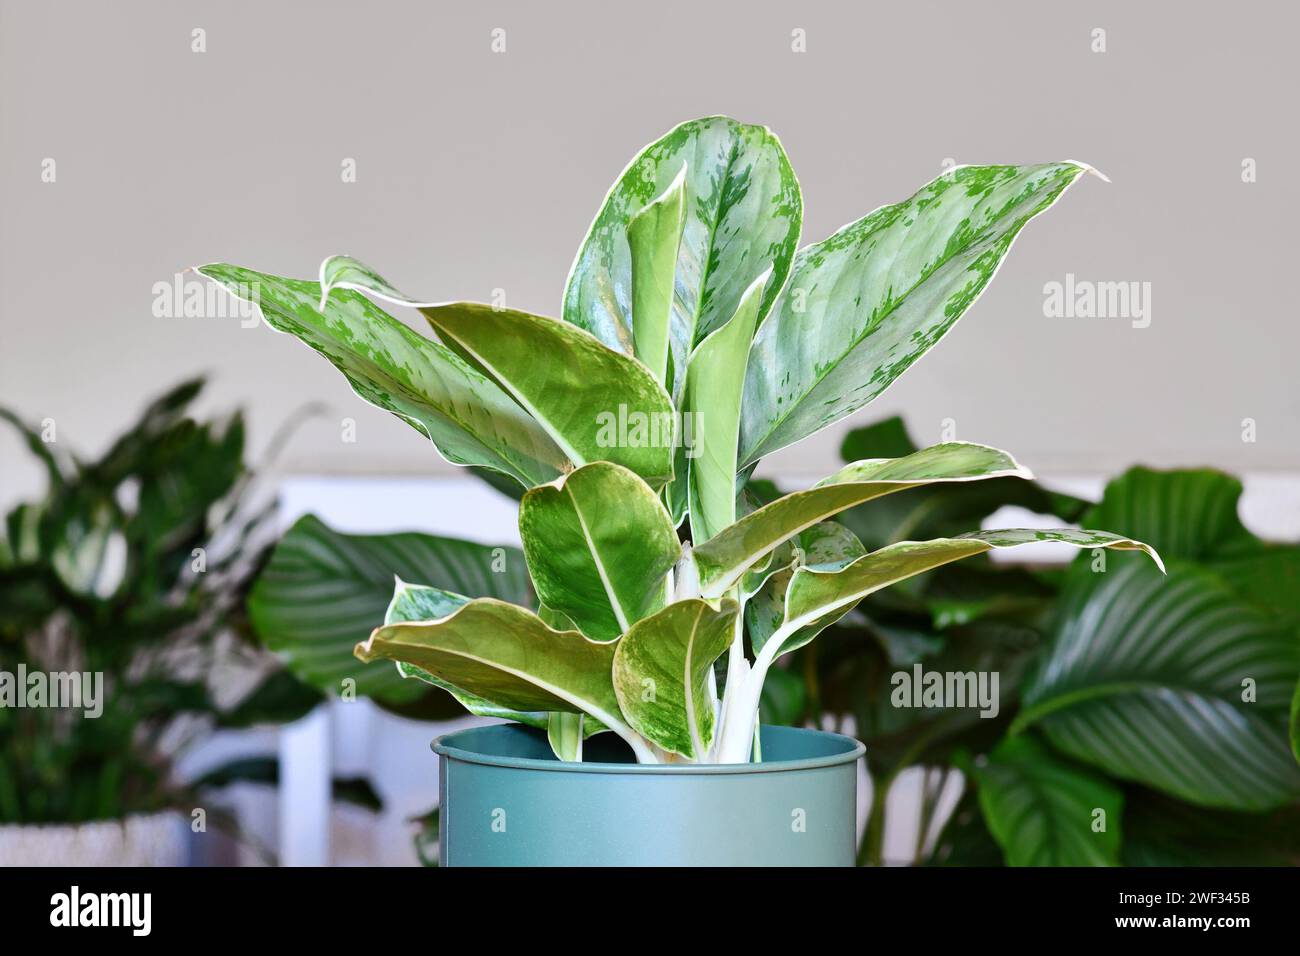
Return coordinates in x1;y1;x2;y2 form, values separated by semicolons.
694;442;1031;598
317;256;677;488
740;163;1092;465
198;264;567;488
247;515;532;703
357;599;650;761
971;736;1122;866
564;116;801;405
1017;558;1300;810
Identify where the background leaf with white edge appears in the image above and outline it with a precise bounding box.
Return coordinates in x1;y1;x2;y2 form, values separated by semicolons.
198;264;567;488
694;442;1031;598
612;599;739;759
969;736;1123;867
519;462;681;641
1015;557;1300;811
686;268;771;543
564;116;801;404
356;599;650;760
317;256;678;488
247;515;532;705
740;162;1093;465
628;166;687;385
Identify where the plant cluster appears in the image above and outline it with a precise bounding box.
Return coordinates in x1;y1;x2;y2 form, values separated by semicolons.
205;117;1162;765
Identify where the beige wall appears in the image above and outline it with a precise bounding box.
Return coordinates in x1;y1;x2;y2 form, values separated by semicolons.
3;0;1297;506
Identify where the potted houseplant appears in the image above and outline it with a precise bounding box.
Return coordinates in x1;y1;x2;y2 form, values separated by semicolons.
0;379;378;865
202;116;1161;866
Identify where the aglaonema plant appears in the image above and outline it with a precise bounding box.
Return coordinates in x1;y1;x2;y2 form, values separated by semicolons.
201;116;1162;764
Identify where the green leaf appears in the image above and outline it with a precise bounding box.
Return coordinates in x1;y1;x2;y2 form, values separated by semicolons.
1016;557;1300;810
771;529;1161;663
318;256;677;488
519;462;680;640
247;514;532;704
612;599;738;759
1122;789;1300;866
969;736;1122;866
1292;678;1300;765
740;163;1092;465
628;166;687;385
356;599;649;759
759;665;808;727
563;116;801;397
198;264;567;488
837;417;1088;548
746;521;866;656
694;442;1032;598
686;268;771;543
385;579;548;731
1081;467;1257;560
547;712;585;762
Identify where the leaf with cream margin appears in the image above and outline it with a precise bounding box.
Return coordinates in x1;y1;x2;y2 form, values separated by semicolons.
197;264;567;488
317;256;677;488
774;530;1163;663
694;442;1032;599
713;529;1162;763
355;598;652;761
519;462;681;641
384;579;548;730
740;162;1097;465
548;712;586;762
612;599;739;759
628;166;687;385
563;116;801;403
746;521;866;655
686;268;771;544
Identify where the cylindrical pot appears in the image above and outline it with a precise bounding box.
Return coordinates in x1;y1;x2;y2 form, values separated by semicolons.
0;811;189;866
432;723;864;866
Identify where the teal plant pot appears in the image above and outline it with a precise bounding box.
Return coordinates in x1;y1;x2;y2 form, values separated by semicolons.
432;723;864;866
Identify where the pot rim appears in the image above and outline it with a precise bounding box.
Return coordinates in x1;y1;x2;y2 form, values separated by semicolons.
432;723;865;775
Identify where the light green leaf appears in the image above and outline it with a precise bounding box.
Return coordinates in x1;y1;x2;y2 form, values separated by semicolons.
771;529;1162;662
686;268;771;543
1016;558;1300;811
746;521;866;656
971;736;1122;866
519;462;680;641
247;515;532;704
317;256;677;488
356;599;649;759
629;166;687;385
198;264;566;488
694;442;1031;598
740;163;1092;465
563;116;801;401
385;579;548;731
547;712;585;762
612;599;738;759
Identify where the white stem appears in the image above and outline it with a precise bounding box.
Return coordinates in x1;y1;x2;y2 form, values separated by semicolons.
713;621;794;763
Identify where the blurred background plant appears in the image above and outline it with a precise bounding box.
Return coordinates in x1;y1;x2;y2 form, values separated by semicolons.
0;378;378;844
245;415;1300;866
